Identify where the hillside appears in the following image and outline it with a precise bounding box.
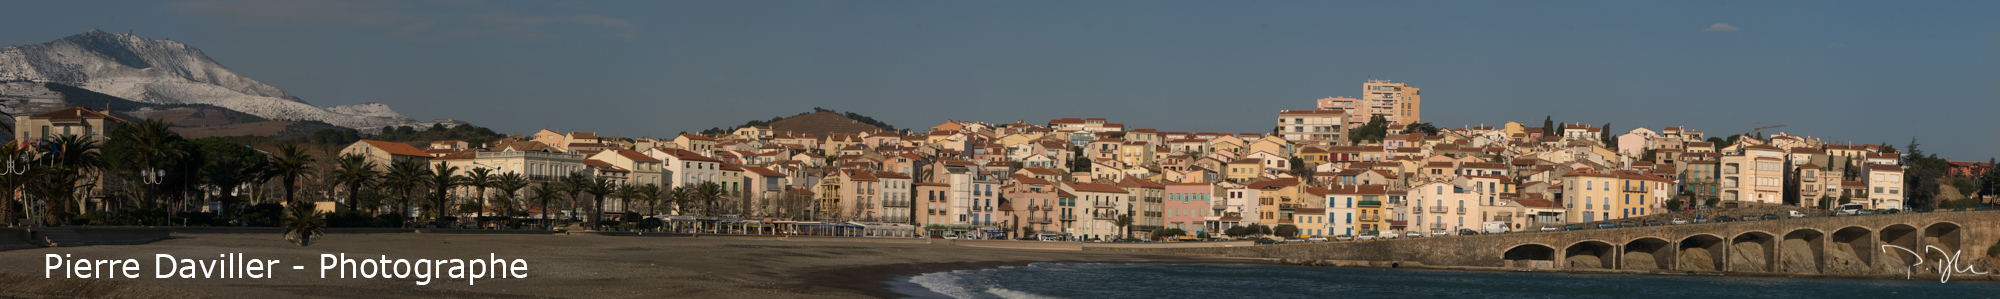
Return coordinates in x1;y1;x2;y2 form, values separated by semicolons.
0;29;424;128
769;111;894;136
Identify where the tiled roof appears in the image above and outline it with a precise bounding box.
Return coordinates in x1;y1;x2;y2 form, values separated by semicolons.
357;140;430;157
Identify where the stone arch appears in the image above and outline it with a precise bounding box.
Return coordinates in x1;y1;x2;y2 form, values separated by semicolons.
1503;243;1557;269
1781;229;1825;274
1565;240;1617;269
1678;234;1726;271
1730;231;1776;272
1826;226;1874;275
1879;223;1921;272
1925;222;1963;257
1622;237;1674;271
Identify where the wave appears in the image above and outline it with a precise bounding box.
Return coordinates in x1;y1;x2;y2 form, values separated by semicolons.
901;265;1067;299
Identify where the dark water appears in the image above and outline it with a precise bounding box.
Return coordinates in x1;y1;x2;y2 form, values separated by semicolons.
888;263;2000;298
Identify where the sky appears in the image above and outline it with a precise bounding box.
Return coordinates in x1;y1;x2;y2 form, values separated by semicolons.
1;0;1995;160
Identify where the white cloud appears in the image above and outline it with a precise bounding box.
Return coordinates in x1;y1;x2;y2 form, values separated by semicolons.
170;0;638;41
1704;23;1740;32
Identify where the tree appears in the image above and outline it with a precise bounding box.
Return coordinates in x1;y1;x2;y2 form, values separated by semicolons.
1542;116;1554;136
529;182;562;228
1148;228;1187;240
636;183;664;217
1112;214;1134;240
269;144;317;205
561;173;588;222
382;159;431;227
103;119;186;212
492;172;528;219
425;163;465;226
1405;122;1441;136
1346;115;1392;144
669;186;692;216
1600;123;1614;148
1274;224;1299;238
694;181;726;216
198;137;266;220
331;154;379;214
1705;137;1727;151
283;200;325;246
1983;158;2000;201
584;177;616;229
465;168;495;226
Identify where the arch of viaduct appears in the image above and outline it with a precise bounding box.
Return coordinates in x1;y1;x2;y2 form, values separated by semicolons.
1095;210;1999;277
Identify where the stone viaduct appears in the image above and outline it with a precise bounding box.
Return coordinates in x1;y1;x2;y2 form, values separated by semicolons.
1092;210;2000;277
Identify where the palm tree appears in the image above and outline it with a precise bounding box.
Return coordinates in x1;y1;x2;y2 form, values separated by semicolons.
1113;214;1134;240
268;144;317;205
668;186;692;216
44;134;106;216
636;184;663;217
694;181;725;217
529;182;562;228
425;163;464;226
560;173;588;225
105;119;185;211
382;160;430;227
612;183;639;223
331;154;379;214
491;172;528;222
583;177;615;230
464;167;495;226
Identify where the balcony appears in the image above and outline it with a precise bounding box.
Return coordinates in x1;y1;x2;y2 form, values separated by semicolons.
1803;176;1817;182
1279;203;1304;210
1095;201;1114;208
1028;217;1051;224
1413;207;1425;214
1094;213;1115;220
1457;207;1467;215
1360;215;1381;222
1027;205;1041;211
1430;206;1447;213
1358;200;1381;207
1061;215;1076;221
883;200;910;207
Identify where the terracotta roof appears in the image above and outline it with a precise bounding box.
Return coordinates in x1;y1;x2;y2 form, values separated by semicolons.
1246;178;1299;189
28;107;130;123
678;134;716;141
1867;164;1902;172
356;140;430;157
1117;176;1165;189
741;166;785;177
1063;181;1129;193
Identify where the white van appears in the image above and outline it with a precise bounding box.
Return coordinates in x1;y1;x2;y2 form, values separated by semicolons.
1836;204;1865;216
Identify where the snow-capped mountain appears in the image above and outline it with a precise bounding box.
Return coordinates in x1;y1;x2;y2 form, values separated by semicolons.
0;29;423;129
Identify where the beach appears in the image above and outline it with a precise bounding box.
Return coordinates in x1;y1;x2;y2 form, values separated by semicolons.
0;232;1239;298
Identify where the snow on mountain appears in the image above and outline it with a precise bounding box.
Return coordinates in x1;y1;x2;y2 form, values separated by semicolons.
0;29;423;129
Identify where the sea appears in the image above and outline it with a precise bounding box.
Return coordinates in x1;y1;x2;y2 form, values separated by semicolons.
886;263;2000;299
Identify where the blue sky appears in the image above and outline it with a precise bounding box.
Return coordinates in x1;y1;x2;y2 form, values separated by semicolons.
2;0;1994;159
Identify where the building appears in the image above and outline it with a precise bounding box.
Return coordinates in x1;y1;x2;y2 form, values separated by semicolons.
1163;183;1219;237
1719;145;1786;206
1064;181;1130;241
1276;109;1347;146
1864;164;1905;210
341;140;434;172
1362;79;1422;125
1117;177;1166;238
1563;169;1620;223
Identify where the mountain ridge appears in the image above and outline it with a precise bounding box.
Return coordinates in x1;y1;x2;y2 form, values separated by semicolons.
0;29;426;129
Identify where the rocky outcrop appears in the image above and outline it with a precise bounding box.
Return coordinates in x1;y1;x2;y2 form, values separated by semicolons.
1823;244;1871;275
1780;239;1820;274
1731;242;1767;272
1564;255;1602;269
1623;252;1659;271
1678;247;1717;271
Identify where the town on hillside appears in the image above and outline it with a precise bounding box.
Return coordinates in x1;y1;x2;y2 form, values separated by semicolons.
6;79;1997;243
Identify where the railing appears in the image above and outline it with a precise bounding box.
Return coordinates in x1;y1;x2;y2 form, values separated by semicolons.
1359;215;1380;222
1028;217;1050;224
1413;207;1426;214
1279;203;1303;210
1802;176;1817;182
1094;213;1115;220
1430;206;1447;213
1457;207;1466;214
883;200;910;207
1061;215;1075;221
1095;201;1114;208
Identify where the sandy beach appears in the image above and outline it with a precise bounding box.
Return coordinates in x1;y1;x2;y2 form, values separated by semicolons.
0;232;1243;298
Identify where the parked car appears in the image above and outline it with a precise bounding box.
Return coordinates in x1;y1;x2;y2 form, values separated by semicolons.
1788;211;1807;218
1618;221;1638;228
1283;238;1306;244
1405;231;1423;238
1335;235;1354;241
1255;238;1279;244
1597;222;1616;229
1741;214;1759;221
1541;225;1560;232
1670;218;1688;225
1761;213;1780;220
1307;236;1329;242
1836;204;1866;216
1563;224;1585;231
1644;220;1665;226
1357;234;1377;241
1693;215;1709;223
1717;216;1737;222
1459;228;1482;236
1885;209;1902;214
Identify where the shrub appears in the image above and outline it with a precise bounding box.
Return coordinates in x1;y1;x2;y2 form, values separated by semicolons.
326;211;379;228
237;204;285;227
1989;239;2000;258
637;218;664;230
